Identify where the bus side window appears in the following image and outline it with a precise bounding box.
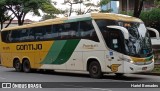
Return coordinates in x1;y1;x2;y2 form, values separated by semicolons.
79;20;99;42
10;30;21;42
1;31;10;43
57;24;65;40
44;25;58;40
34;27;44;40
61;23;70;39
68;23;77;39
108;29;124;53
19;29;30;41
28;28;37;41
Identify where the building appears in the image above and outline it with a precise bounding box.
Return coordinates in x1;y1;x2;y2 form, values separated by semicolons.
103;0;155;13
101;0;119;13
1;19;33;29
119;0;155;12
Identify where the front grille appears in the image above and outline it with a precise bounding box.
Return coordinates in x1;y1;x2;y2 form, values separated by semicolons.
134;61;153;65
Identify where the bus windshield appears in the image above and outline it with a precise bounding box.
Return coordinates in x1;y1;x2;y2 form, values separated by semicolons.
118;22;153;57
96;20;153;58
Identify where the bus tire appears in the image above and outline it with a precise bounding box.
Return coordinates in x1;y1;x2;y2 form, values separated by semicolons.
22;59;31;73
13;59;22;72
88;61;103;78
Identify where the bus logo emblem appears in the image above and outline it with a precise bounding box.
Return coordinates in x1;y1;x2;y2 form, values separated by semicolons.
108;64;121;72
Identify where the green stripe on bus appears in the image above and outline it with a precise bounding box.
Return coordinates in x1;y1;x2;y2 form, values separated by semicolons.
41;39;80;64
41;40;67;64
64;17;92;23
52;39;80;64
145;55;153;62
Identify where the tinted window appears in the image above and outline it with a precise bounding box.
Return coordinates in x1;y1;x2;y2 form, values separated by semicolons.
58;22;79;40
9;30;21;42
1;20;100;43
1;31;10;42
44;25;59;39
79;20;99;42
96;19;116;31
108;30;124;53
19;29;31;41
96;19;125;53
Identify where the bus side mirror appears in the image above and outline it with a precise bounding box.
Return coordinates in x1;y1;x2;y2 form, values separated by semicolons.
147;27;159;40
107;26;129;39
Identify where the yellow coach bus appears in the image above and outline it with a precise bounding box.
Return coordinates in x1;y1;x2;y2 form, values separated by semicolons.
0;13;159;78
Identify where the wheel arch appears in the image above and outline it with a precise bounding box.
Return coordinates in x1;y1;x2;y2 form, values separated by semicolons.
13;57;21;68
22;57;30;65
86;57;102;71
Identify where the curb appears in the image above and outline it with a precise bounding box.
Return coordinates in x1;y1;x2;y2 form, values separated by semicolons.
136;72;160;76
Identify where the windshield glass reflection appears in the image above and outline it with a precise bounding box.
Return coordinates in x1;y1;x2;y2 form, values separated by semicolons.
119;22;152;57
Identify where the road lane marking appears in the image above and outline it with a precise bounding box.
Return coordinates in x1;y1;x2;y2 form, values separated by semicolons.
91;88;112;91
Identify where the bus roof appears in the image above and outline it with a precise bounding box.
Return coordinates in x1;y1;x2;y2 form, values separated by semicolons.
1;13;142;31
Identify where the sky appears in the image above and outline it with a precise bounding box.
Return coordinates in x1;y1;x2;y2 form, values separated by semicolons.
25;0;100;21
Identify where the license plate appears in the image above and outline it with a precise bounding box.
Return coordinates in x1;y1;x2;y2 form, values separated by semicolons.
142;67;147;70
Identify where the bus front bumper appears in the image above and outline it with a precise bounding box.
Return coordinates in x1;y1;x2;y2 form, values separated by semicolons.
123;61;154;73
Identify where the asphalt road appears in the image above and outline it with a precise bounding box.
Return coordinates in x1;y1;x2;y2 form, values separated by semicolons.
0;66;160;91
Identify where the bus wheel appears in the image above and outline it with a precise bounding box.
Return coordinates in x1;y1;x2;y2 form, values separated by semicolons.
14;59;22;72
22;59;31;73
88;61;103;78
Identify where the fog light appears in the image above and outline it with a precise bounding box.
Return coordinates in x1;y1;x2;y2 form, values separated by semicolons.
130;67;134;71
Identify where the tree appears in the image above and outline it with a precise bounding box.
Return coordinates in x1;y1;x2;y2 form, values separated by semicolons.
99;0;111;13
41;14;57;20
41;1;60;20
133;0;160;18
154;0;160;8
0;3;15;29
99;0;110;6
62;0;110;17
133;0;145;18
63;0;82;16
0;0;59;25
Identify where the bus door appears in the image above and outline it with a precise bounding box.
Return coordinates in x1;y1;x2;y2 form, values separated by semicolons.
107;29;124;73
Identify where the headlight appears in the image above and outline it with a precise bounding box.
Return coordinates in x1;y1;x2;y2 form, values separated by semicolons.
126;59;134;63
119;56;134;63
129;60;134;64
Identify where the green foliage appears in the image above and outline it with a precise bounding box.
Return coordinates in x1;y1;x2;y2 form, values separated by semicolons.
41;14;57;20
41;1;60;15
0;0;59;25
148;8;160;22
100;9;113;13
120;11;133;16
99;0;110;6
152;64;160;73
139;11;150;23
0;5;13;29
154;0;160;8
140;8;160;31
140;8;160;23
120;8;160;31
